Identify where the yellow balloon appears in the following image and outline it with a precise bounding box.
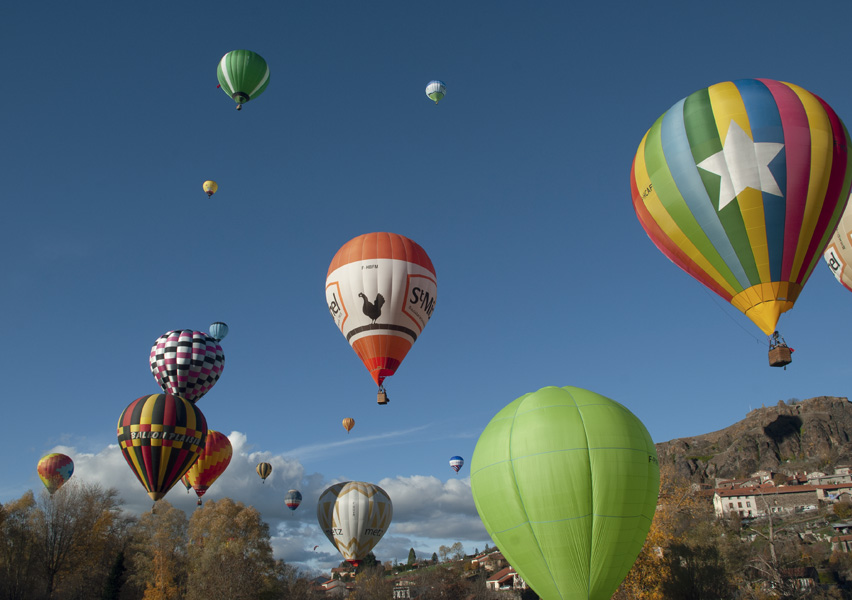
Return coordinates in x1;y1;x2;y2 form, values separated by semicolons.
342;417;355;433
202;180;218;198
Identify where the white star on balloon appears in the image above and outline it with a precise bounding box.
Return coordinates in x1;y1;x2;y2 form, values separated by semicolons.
696;120;784;210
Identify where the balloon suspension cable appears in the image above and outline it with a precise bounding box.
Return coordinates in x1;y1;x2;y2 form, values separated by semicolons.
698;286;764;345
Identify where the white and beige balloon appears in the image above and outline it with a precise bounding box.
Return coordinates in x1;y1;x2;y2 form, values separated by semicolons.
316;481;393;566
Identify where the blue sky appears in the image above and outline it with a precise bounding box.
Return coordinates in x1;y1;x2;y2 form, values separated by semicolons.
4;0;852;572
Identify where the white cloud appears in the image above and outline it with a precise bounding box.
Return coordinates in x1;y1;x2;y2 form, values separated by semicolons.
41;432;491;573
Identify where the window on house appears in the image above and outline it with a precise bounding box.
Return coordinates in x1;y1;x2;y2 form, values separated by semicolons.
747;502;751;507
738;502;742;508
729;503;734;509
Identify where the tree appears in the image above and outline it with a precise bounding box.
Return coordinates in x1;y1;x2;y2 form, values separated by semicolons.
185;498;283;600
407;547;416;566
126;501;188;600
101;551;126;600
450;541;465;561
438;545;450;562
0;491;40;600
33;481;128;599
834;501;852;520
431;552;438;563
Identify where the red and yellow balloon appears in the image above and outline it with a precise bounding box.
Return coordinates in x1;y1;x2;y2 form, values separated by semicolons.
117;394;208;501
184;429;232;505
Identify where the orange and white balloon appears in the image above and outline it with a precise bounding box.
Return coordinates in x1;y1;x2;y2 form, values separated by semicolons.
325;232;437;390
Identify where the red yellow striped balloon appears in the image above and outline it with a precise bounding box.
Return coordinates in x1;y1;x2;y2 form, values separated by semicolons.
325;232;437;390
631;79;852;335
117;394;207;501
185;429;232;503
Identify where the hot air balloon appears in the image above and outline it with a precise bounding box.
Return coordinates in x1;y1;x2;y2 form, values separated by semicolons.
470;386;659;600
181;473;192;493
425;80;446;104
449;456;464;473
256;462;272;483
150;330;225;403
285;489;302;511
631;79;851;342
824;193;852;293
202;181;218;198
37;453;74;495
217;50;270;111
209;322;229;342
185;430;232;506
117;394;208;502
317;481;393;567
342;417;355;434
326;232;437;404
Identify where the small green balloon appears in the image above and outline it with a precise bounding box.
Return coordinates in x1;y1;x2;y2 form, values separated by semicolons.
470;386;659;600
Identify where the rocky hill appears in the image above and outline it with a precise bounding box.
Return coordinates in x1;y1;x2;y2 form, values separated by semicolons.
656;396;852;484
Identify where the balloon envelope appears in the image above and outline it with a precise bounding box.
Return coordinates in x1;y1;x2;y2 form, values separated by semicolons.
470;386;659;600
285;489;302;510
326;232;437;388
256;462;272;482
217;49;270;107
824;193;852;292
449;456;464;473
185;430;232;500
209;321;229;341
150;330;225;403
425;80;446;103
202;181;218;198
117;394;208;501
317;481;393;566
631;79;852;335
37;453;74;494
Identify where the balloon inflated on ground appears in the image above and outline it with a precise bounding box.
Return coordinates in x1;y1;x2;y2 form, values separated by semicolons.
470;386;659;600
149;329;225;403
631;79;851;339
325;232;437;404
117;394;208;501
37;453;74;494
317;481;392;567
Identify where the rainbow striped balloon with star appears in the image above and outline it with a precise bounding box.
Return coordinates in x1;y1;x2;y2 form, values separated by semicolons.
631;79;852;335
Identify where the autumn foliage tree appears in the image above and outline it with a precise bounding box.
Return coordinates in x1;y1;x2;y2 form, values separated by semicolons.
126;501;188;600
184;498;283;600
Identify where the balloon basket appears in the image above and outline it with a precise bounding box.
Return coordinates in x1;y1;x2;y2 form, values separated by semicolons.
769;346;792;368
377;389;389;405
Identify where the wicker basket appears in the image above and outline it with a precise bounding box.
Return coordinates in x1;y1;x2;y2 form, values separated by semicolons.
769;346;792;367
377;390;389;405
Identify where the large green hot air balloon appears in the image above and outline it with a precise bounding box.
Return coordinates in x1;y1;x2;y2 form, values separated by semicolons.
470;386;659;600
217;50;270;111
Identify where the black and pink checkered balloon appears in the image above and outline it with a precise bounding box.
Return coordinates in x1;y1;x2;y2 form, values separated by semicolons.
149;330;225;403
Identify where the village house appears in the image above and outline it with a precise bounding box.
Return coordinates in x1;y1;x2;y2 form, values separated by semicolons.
486;566;527;592
712;485;819;518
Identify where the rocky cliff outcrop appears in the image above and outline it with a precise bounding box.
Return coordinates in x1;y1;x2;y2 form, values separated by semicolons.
655;396;852;483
